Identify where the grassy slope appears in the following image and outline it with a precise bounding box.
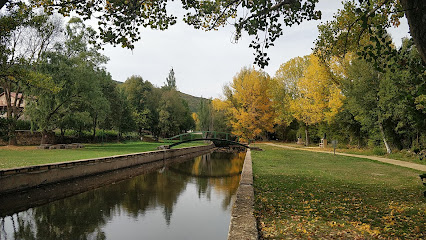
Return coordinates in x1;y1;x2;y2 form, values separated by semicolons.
252;144;425;239
178;91;206;113
0;141;207;169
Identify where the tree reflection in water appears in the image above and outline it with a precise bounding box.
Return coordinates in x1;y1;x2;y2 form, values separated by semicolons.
0;151;245;240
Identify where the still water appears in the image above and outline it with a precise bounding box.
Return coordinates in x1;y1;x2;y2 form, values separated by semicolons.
0;151;245;240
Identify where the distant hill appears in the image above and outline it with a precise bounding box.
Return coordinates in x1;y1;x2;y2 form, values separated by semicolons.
178;91;207;113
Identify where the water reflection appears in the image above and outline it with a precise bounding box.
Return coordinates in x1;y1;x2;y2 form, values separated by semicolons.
0;151;245;240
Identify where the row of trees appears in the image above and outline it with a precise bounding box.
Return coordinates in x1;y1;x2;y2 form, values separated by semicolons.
211;2;425;152
0;5;195;144
122;74;194;139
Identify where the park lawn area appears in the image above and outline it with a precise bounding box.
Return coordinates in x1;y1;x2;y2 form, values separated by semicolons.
252;144;425;239
266;141;426;165
0;141;208;169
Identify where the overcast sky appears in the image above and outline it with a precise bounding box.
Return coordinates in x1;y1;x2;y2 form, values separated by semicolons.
101;0;410;99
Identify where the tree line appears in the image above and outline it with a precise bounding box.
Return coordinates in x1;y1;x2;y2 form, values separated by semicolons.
211;1;425;153
0;8;195;145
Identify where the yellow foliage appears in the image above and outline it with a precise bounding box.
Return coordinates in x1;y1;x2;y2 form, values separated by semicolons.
271;56;309;127
191;112;199;130
224;68;275;141
290;54;345;125
212;98;229;111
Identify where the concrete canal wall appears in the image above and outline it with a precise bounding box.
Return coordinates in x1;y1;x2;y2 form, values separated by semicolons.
228;149;258;240
0;145;214;194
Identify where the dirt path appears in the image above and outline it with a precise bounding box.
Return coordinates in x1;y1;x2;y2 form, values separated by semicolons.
264;143;426;172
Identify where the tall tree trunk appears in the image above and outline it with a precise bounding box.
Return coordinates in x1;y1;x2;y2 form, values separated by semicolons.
92;114;97;142
41;129;48;145
60;128;65;143
8;118;17;145
305;124;309;146
378;122;392;154
5;94;17;145
78;125;82;140
400;0;426;64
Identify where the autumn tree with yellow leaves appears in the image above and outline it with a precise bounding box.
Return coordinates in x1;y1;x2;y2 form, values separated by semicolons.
290;54;344;145
222;67;275;142
271;56;310;135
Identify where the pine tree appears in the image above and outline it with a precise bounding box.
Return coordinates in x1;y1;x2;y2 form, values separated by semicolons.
164;68;177;90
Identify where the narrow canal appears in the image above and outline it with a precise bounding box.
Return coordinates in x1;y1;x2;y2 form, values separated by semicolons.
0;151;245;240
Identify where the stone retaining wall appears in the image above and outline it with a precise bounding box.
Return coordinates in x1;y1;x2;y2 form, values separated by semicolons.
0;130;55;145
0;144;214;194
228;149;258;240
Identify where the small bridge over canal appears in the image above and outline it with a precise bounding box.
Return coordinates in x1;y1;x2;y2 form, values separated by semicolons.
162;131;250;149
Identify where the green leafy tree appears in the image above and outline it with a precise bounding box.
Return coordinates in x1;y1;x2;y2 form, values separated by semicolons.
315;0;425;151
0;3;61;144
84;71;111;141
198;98;212;132
158;90;194;137
114;88;136;140
163;67;177;90
315;0;426;72
27;18;108;144
100;78;135;140
122;75;157;136
211;98;233;134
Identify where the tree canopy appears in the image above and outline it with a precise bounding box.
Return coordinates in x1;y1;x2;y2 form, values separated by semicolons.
1;0;423;66
219;67;275;141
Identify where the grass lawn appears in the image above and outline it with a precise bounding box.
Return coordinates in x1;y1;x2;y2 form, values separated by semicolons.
0;141;208;169
266;141;426;165
252;144;425;239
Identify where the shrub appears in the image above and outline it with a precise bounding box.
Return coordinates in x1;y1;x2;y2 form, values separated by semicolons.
373;147;386;156
16;120;32;130
0;118;7;141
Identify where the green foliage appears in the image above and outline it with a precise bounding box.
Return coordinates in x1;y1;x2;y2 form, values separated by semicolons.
0;118;7;140
15;119;31;130
163;67;177;90
315;0;403;69
0;3;62;144
372;147;386;156
198;98;212;131
23;17;120;145
341;39;426;151
177;91;205;113
158;90;195;137
183;0;320;67
122;75;158;135
21;0;322;68
31;0;177;49
4;0;425;66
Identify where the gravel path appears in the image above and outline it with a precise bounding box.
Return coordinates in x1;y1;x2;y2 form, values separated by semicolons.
265;143;426;172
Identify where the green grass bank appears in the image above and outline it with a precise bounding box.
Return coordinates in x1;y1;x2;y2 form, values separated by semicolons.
0;141;207;169
266;142;426;165
252;144;425;239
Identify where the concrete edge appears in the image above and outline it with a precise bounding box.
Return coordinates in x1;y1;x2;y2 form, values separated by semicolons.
228;149;258;240
0;144;215;194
